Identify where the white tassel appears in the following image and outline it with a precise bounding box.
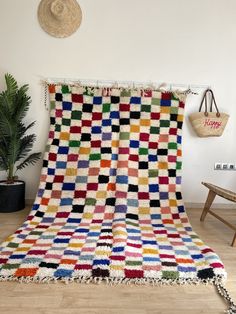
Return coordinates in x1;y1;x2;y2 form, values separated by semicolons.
41;79;193;101
215;282;236;314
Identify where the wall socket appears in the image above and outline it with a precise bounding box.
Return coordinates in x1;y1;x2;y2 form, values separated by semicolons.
214;162;236;170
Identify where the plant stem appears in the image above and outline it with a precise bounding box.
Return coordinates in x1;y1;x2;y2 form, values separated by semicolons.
7;164;14;183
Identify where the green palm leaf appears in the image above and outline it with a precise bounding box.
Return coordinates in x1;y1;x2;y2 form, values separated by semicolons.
17;121;36;138
16;153;41;171
17;134;36;160
5;73;18;97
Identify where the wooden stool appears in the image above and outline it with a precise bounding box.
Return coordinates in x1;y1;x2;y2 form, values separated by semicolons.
200;182;236;246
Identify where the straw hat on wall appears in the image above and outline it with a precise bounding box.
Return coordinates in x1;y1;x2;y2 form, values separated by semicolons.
38;0;82;38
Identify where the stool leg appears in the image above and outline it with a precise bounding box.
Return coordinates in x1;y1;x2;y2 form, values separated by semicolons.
231;233;236;247
200;190;216;221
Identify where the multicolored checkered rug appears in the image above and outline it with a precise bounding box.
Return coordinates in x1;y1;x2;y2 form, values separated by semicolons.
0;83;235;311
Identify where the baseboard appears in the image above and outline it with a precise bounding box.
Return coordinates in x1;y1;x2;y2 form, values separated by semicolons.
185;202;235;209
25;199;34;206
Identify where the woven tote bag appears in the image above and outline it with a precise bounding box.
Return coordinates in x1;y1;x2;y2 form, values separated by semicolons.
189;89;229;137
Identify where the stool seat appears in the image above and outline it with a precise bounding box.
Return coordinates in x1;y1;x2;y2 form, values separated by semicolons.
200;182;236;246
202;182;236;202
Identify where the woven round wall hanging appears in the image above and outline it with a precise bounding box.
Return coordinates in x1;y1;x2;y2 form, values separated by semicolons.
38;0;82;38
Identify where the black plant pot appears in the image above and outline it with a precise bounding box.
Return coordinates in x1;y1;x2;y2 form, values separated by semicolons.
0;180;25;213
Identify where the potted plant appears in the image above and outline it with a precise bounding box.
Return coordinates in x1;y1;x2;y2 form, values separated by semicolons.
0;74;41;212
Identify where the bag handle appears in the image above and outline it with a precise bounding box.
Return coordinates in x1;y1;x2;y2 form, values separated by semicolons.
208;89;221;117
199;89;220;117
199;89;209;116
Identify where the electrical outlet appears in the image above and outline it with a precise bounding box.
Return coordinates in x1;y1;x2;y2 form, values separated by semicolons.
222;163;228;170
214;162;236;171
228;163;235;170
214;163;222;170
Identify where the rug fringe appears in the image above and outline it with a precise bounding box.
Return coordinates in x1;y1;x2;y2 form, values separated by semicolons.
43;80;192;101
0;274;224;286
214;282;236;314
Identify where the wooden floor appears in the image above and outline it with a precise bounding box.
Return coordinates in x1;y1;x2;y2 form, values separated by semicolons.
0;207;235;314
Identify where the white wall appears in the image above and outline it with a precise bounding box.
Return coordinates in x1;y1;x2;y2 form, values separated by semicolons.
0;0;235;203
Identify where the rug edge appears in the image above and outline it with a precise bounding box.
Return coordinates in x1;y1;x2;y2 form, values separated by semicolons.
0;274;226;285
